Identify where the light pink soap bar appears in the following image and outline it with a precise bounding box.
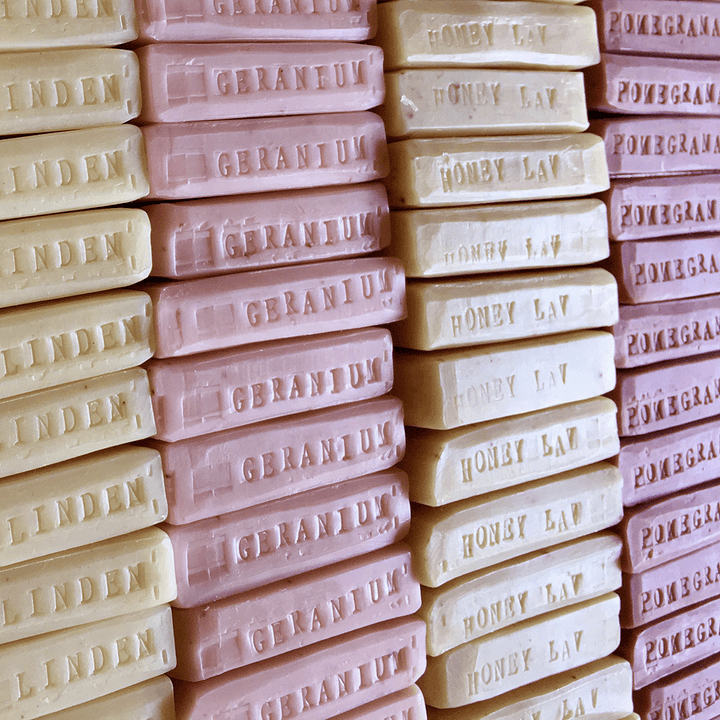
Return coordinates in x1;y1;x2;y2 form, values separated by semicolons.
148;396;404;524
145;183;390;279
164;468;410;607
142;112;388;200
172;544;420;679
335;687;426;720
146;327;393;441
174;618;426;720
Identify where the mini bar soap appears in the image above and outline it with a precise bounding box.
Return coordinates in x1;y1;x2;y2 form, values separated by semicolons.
391;198;609;278
386;134;609;208
143;112;388;201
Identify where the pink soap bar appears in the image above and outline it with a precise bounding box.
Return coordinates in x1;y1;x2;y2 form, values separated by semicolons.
142;112;388;200
146;327;393;441
149;396;404;524
171;544;420;679
145;183;390;279
164;468;410;607
335;687;426;720
146;256;406;358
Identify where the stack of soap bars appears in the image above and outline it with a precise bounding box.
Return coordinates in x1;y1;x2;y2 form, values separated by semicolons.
586;1;720;718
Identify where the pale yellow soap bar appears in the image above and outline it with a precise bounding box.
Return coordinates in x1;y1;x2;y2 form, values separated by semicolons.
394;268;618;350
376;1;600;71
386;134;609;208
382;69;588;138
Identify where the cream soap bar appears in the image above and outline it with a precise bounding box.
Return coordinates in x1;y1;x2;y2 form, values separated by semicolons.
391;198;609;278
394;330;615;430
386;134;609;208
146;183;389;279
143;112;388;201
376;1;599;71
420;594;620;708
403;397;619;506
172;545;420;680
394;268;618;350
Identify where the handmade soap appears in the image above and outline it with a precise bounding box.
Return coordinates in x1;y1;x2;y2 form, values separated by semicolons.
143;112;388;200
166;469;410;607
408;462;622;587
421;532;621;655
173;618;426;720
145;183;390;279
394;268;618;350
394;330;615;430
150;396;404;524
375;1;600;71
147;327;392;442
338;687;425;720
420;593;620;707
390;198;609;278
403;397;619;506
172;545;420;679
386;134;609;208
0;208;152;309
148;257;405;358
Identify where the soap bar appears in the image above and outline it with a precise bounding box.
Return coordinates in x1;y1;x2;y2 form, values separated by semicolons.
143;112;388;200
147;327;392;442
0;208;152;309
339;687;425;720
0;367;155;478
394;330;616;430
0;49;140;137
403;397;619;506
172;545;420;680
138;42;384;123
394;268;618;350
420;593;620;708
381;69;588;138
376;1;600;71
174;618;426;720
0;290;153;400
151;396;404;524
386;134;609;208
408;462;622;588
0;527;176;645
166;468;410;607
421;532;621;656
391;198;609;278
146;183;390;279
148;256;406;358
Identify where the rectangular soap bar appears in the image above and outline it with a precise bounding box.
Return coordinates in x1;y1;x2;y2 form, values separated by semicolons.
408;462;623;588
394;268;618;350
150;396;404;524
403;397;619;506
391;198;609;277
172;545;420;680
145;183;390;279
165;469;410;607
143;112;388;200
421;532;621;656
147;327;393;442
376;1;600;70
386;133;609;208
420;594;620;708
394;330;616;430
381;69;588;138
147;256;405;358
338;687;426;720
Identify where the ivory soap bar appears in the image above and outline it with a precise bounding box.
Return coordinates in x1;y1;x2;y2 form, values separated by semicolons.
420;594;621;708
391;198;609;278
403;397;619;506
386;134;609;208
421;532;622;656
394;330;616;430
145;183;390;279
394;268;618;350
376;1;600;71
